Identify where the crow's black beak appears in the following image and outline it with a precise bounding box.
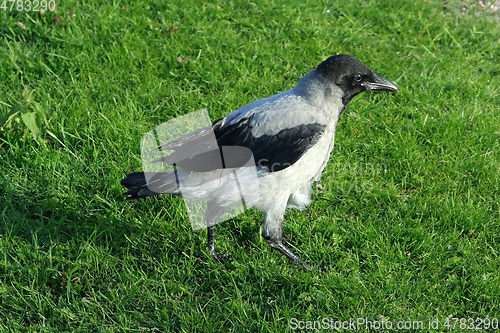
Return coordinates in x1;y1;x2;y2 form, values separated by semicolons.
362;72;399;92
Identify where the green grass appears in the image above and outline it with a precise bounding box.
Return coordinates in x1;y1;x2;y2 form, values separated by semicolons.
1;0;500;331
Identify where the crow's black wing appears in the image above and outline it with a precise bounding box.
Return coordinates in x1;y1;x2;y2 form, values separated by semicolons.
153;93;326;172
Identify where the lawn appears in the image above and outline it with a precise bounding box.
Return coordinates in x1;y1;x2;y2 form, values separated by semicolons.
1;0;499;331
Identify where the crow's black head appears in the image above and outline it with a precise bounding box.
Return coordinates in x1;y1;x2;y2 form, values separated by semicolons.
317;54;398;105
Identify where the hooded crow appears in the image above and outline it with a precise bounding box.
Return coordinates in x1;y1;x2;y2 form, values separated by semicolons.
121;54;398;270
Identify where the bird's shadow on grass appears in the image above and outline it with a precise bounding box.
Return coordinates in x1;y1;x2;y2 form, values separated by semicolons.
1;182;325;307
0;182;265;267
0;185;171;257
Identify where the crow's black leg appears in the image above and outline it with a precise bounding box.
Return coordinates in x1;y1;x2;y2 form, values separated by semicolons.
265;238;312;270
207;225;222;261
204;201;227;262
262;209;312;270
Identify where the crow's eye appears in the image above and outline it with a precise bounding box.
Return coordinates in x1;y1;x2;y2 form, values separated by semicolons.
354;74;363;82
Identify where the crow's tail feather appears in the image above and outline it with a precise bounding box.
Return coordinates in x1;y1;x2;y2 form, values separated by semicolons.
120;171;179;199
